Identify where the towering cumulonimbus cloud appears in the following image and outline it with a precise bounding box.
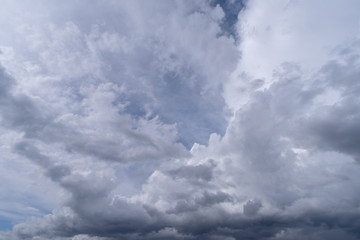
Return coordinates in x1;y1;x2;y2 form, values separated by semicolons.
1;0;360;239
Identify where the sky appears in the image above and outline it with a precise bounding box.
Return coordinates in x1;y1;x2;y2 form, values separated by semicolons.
0;0;360;239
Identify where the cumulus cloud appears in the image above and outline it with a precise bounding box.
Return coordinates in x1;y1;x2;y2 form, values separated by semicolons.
1;0;360;239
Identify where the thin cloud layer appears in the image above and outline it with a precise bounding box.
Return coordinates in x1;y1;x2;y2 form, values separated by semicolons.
1;0;360;239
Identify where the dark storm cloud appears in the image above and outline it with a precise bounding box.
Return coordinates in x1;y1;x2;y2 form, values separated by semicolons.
11;210;360;240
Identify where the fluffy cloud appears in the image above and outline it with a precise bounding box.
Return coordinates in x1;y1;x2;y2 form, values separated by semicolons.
1;0;360;239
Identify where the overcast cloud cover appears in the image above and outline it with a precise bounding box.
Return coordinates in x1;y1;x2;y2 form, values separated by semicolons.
1;0;360;239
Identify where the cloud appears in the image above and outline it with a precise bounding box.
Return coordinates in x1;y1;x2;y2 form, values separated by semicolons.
0;63;189;163
1;0;360;239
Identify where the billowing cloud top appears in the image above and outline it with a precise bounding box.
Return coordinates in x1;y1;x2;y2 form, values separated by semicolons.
1;1;360;239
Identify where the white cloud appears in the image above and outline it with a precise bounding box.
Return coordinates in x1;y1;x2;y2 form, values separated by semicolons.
224;0;360;111
1;0;360;239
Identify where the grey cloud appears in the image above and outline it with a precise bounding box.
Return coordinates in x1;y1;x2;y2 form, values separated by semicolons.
166;160;216;182
154;70;229;148
0;66;13;94
166;191;233;214
13;141;52;169
0;67;50;136
6;46;360;240
46;165;72;182
13;141;71;182
267;228;359;240
0;65;188;164
306;101;360;161
11;142;158;237
7;203;360;240
300;45;360;161
12;0;237;148
2;1;360;240
243;199;262;217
